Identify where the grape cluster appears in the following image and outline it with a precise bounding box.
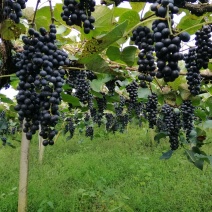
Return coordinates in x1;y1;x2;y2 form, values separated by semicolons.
114;96;125;116
119;114;129;133
0;111;5;119
66;118;75;140
66;70;91;104
105;113;114;131
61;0;95;34
195;25;212;69
96;93;107;126
131;26;155;84
106;79;116;95
146;93;158;128
14;25;69;145
180;100;195;140
75;71;90;104
3;0;27;23
169;110;181;150
126;81;139;116
85;126;94;140
151;0;189;82
1;137;7;146
184;48;201;96
161;104;175;132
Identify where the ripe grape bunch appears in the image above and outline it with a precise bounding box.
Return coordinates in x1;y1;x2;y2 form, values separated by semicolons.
126;81;138;115
151;0;189;82
146;93;158;128
61;0;96;34
184;47;201;96
131;26;155;86
195;25;212;69
180;100;195;141
3;0;27;23
160;104;181;150
85;126;94;140
14;25;70;146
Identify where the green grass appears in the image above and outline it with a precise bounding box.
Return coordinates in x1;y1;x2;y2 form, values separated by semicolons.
0;125;212;212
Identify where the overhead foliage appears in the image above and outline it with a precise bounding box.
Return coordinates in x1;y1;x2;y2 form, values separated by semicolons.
0;0;212;169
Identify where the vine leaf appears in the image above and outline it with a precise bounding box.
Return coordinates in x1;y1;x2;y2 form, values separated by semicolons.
85;55;111;74
177;14;204;34
1;20;25;40
202;120;212;129
106;46;121;61
92;5;114;33
137;88;151;100
61;93;80;106
154;132;167;143
35;6;54;30
120;46;137;67
118;10;140;33
79;20;128;63
160;150;173;160
130;2;146;12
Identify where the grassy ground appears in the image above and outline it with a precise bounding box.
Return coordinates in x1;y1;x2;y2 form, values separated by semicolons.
0;124;212;212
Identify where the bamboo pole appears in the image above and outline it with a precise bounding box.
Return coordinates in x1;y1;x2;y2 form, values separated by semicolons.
18;120;30;212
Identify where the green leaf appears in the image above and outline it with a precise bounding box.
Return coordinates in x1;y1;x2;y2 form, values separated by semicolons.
61;93;80;106
195;154;212;166
137;88;151;99
191;96;201;106
35;6;51;30
177;14;204;35
35;16;50;31
92;5;114;33
194;159;204;170
0;120;7;130
205;96;212;116
120;46;137;67
154;132;167;143
130;2;146;12
179;88;190;100
167;76;185;91
90;90;103;98
106;46;121;61
113;7;131;17
54;3;63;23
90;79;105;92
79;21;128;63
118;10;140;33
194;109;207;121
185;149;196;163
160;150;173;160
1;20;26;40
0;94;14;104
85;55;111;74
202;120;212;129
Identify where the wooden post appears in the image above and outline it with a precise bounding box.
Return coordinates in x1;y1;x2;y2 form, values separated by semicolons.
18;120;30;212
38;124;44;164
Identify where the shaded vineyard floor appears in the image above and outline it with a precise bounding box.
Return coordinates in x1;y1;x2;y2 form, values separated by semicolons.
0;125;212;211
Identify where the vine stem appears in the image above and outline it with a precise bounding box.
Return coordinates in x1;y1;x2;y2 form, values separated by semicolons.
148;82;153;94
166;5;173;35
140;3;147;20
48;0;54;24
0;74;15;78
174;21;212;37
31;0;41;29
124;17;166;37
154;77;163;92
